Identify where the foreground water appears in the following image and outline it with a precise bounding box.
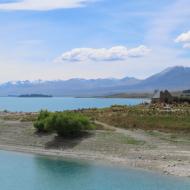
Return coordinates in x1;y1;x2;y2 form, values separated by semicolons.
0;97;148;112
0;151;189;190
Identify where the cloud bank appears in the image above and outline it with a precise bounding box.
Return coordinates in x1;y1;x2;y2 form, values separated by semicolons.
56;45;151;62
0;0;93;11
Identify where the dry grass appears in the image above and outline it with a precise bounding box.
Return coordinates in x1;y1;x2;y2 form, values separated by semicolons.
79;105;190;132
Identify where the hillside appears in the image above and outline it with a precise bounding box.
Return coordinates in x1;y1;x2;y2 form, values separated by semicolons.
0;66;189;96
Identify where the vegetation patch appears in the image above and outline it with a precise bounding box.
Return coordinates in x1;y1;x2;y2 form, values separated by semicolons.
97;131;145;145
0;113;37;122
79;105;190;132
34;110;94;137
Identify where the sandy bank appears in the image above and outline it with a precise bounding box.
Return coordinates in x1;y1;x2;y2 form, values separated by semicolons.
0;117;189;178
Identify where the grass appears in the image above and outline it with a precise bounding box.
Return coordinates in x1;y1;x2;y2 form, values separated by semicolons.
146;130;190;144
0;114;37;122
1;104;190;133
80;105;190;132
97;131;145;145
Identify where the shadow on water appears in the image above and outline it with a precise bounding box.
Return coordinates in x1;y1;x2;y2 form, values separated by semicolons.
33;155;92;179
45;131;94;150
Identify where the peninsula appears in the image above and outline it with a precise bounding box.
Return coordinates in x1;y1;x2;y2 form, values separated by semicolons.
18;94;53;98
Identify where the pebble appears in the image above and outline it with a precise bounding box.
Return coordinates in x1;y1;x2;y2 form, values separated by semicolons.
138;156;142;159
163;171;169;175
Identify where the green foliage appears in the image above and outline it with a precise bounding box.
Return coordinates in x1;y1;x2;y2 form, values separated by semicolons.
33;110;52;132
81;105;190;132
34;110;93;137
38;110;50;120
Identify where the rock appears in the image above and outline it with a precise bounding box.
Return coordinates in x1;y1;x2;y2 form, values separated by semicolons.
163;170;169;175
138;156;143;159
161;156;166;160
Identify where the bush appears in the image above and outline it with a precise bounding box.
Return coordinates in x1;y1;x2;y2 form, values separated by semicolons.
34;110;93;137
33;110;52;132
53;112;92;137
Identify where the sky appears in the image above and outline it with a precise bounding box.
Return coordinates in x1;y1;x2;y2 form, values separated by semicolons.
0;0;190;82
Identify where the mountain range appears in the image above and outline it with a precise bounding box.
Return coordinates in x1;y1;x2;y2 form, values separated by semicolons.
0;66;190;97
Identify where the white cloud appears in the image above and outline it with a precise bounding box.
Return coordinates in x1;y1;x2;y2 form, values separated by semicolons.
146;0;190;46
0;0;94;11
175;30;190;49
175;30;190;43
56;45;151;62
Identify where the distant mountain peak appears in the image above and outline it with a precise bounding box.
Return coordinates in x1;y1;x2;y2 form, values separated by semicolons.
0;66;189;96
160;66;189;73
148;66;190;79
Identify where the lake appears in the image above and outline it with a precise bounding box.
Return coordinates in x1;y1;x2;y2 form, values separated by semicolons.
0;150;189;190
0;97;149;112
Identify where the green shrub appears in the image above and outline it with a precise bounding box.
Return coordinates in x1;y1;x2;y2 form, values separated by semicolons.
38;110;50;120
33;110;53;132
34;120;46;132
53;112;92;137
34;110;93;137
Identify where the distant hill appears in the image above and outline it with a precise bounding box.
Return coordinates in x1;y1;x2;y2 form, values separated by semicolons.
18;94;52;98
0;77;140;97
135;66;190;91
0;66;190;97
103;92;153;99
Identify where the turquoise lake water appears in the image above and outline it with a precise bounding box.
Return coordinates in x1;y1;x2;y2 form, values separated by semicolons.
0;150;189;190
0;97;148;112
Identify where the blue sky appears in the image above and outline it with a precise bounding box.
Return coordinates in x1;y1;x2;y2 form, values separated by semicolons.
0;0;190;81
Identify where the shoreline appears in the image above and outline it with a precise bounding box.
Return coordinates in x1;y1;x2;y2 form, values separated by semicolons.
0;144;189;178
0;110;190;179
